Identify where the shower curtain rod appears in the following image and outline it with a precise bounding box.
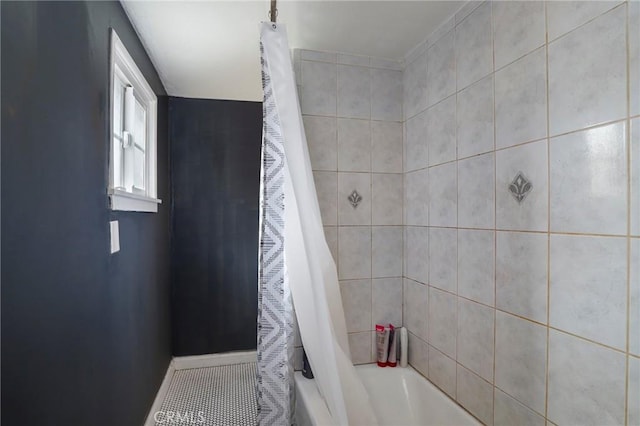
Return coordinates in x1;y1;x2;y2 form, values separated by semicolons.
269;0;277;22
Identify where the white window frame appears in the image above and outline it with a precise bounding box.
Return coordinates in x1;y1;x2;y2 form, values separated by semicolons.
109;29;161;213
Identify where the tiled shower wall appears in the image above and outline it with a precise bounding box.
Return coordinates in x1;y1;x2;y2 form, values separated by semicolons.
293;50;405;365
402;1;639;426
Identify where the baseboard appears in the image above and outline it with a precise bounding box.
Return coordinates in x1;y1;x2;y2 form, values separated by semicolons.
144;359;176;426
172;350;257;370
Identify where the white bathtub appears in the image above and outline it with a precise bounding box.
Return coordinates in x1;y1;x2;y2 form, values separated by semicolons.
294;364;480;426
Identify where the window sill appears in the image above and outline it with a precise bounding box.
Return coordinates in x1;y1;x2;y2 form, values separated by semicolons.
109;189;161;213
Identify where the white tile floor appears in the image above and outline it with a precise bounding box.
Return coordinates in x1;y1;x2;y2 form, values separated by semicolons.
156;362;257;426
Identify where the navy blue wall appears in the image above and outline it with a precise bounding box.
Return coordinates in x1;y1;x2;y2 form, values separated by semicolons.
1;2;171;425
169;97;261;356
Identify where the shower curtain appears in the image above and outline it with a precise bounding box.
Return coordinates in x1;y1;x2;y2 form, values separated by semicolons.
256;22;378;426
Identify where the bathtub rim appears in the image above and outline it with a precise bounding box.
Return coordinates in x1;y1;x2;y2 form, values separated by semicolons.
294;363;482;426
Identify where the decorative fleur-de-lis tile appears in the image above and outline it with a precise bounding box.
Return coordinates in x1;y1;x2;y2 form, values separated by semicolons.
348;190;362;209
509;172;533;204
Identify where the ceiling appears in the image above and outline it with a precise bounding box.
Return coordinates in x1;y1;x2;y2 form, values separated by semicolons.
121;1;462;101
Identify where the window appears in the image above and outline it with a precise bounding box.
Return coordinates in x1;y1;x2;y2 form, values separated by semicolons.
109;29;161;212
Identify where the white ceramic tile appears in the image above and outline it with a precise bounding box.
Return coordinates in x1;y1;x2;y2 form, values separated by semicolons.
456;363;494;426
372;277;403;328
548;5;627;136
370;57;403;71
324;226;338;265
337;53;369;67
404;279;428;341
427;16;455;48
457;297;494;382
427;96;456;166
629;356;640;426
428;162;457;228
455;2;493;90
304;115;337;171
301;60;336;116
428;346;456;398
337;65;370;119
458;152;495;229
631;1;640;117
550;122;627;235
338;172;371;226
631;239;640;356
348;332;373;364
632;118;640;236
494;388;545;426
428;287;457;358
427;30;455;107
457;75;494;159
313;171;337;226
496;140;548;232
495;47;547;149
429;227;457;293
340;279;372;332
496;231;548;324
403;52;428;119
458;229;495;307
369;330;378;362
455;1;483;25
550;235;627;350
371;121;402;173
406;42;424;62
492;0;545;70
371;69;403;121
548;330;626;426
546;1;622;42
408;331;429;377
337;118;370;172
404;111;428;172
301;49;336;63
404;226;429;285
372;227;403;278
405;169;429;226
338;227;371;280
405;42;428;67
372;173;402;226
495;312;547;414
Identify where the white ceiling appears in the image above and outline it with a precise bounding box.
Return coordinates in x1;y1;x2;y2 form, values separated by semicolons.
121;1;462;101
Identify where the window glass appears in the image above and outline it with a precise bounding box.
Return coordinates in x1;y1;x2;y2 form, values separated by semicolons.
133;99;146;190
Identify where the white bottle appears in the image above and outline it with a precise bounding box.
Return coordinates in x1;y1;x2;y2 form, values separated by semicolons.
399;327;408;368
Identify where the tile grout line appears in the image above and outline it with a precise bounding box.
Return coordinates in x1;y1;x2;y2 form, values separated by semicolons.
369;67;374;361
490;2;498;422
424;40;430;377
624;1;631;425
544;0;552;422
453;10;460;402
453;11;460;403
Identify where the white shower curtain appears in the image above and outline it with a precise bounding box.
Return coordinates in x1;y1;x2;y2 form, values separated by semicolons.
257;22;378;426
